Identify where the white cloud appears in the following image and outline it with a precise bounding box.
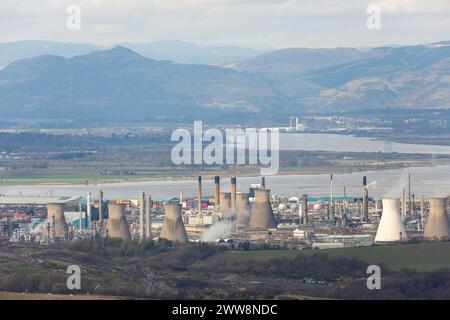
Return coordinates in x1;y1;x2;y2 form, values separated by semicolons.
374;0;450;13
0;0;449;48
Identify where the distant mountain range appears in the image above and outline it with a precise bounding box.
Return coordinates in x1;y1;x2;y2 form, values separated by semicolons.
0;40;268;68
1;41;450;120
0;46;285;119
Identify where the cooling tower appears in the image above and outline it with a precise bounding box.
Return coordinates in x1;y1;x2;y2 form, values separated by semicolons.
106;203;131;241
46;203;68;237
219;192;232;218
249;189;277;229
236;193;250;226
375;198;408;244
160;203;188;243
424;198;450;240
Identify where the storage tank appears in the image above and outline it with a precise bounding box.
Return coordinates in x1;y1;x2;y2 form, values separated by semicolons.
248;189;277;229
106;203;131;241
424;198;450;240
160;203;188;243
375;198;408;244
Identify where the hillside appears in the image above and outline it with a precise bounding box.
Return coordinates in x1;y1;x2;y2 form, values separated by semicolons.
0;46;287;119
2;41;450;120
236;42;450;111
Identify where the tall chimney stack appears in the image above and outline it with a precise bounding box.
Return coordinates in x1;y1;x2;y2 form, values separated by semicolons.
139;191;145;241
302;194;308;225
330;174;334;221
98;190;104;236
214;176;220;211
420;194;425;229
402;188;406;219
79;199;83;232
231;177;237;213
408;172;411;216
145;194;152;239
86;192;92;230
362;176;368;223
198;176;203;216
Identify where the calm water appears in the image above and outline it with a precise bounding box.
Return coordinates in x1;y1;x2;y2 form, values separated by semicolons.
1;164;450;200
2;133;450;199
279;133;450;154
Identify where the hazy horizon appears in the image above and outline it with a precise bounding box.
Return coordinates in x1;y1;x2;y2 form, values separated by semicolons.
1;38;446;52
1;1;450;49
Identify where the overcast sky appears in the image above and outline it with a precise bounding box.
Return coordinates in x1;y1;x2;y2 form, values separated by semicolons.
1;0;449;49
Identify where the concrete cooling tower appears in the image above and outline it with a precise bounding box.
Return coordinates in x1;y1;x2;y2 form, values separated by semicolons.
160;203;188;243
46;203;68;238
107;203;131;241
219;192;232;218
249;189;277;229
236;193;250;226
424;198;450;240
375;198;408;244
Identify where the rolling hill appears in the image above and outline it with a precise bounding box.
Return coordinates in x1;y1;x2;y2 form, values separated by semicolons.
0;46;288;119
1;41;450;120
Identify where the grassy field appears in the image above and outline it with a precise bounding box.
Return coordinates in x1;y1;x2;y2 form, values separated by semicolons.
207;243;450;272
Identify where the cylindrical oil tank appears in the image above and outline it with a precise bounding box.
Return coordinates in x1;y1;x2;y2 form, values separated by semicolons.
160;203;188;243
107;203;131;241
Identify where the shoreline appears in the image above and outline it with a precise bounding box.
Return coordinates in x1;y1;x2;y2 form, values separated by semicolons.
2;159;450;186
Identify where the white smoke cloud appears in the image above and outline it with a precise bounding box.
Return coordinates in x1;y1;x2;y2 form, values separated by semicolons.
200;220;235;242
384;169;409;198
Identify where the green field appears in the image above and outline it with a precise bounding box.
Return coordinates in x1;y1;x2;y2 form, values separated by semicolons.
208;243;450;272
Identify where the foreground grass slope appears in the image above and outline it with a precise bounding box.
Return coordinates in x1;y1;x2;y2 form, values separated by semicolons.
0;240;449;299
205;242;450;272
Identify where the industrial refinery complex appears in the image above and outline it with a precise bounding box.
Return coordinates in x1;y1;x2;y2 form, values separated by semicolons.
1;175;449;250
